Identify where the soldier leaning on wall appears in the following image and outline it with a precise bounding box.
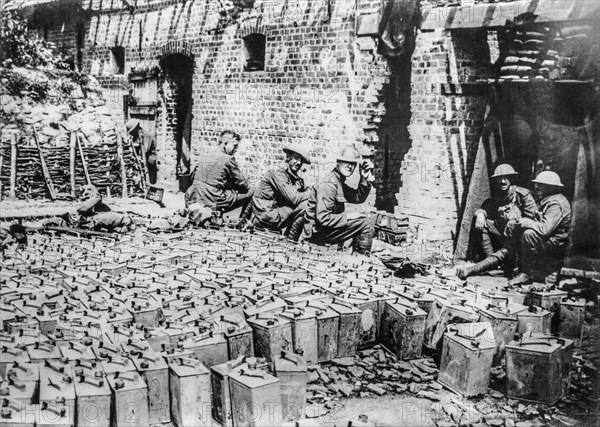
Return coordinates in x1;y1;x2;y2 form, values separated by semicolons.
505;171;572;286
457;164;537;280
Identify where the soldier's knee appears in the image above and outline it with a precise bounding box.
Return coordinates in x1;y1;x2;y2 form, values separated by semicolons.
363;217;375;233
521;229;539;247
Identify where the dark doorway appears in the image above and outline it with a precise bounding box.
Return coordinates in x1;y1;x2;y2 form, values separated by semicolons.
375;54;413;212
161;54;194;190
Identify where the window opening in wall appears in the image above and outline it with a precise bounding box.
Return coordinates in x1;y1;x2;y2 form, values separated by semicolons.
243;33;265;72
110;46;125;75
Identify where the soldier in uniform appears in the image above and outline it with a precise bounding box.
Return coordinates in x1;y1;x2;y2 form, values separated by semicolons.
302;145;375;254
126;119;157;184
251;144;311;238
506;171;572;285
185;130;254;219
457;164;537;279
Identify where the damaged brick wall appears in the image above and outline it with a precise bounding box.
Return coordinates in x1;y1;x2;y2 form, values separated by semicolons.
395;28;492;244
47;0;396;198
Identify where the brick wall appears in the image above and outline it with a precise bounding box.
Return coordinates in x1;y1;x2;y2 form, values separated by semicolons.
62;0;396;200
395;28;492;244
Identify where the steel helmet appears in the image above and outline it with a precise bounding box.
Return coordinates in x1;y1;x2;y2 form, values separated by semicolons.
125;119;141;135
337;145;362;163
491;164;518;178
532;171;564;187
283;143;311;164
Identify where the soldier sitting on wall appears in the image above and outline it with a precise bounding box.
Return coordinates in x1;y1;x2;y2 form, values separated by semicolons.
505;171;572;286
185;130;254;223
251;144;312;239
457;164;537;279
301;145;375;255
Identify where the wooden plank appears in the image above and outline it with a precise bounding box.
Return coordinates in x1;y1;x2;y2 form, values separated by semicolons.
42;226;116;239
421;0;598;30
116;131;128;198
33;127;57;201
76;132;92;186
128;133;147;192
454;104;494;262
69;132;77;197
9;133;17;199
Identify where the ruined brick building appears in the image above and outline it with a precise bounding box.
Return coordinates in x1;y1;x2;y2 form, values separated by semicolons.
9;0;600;264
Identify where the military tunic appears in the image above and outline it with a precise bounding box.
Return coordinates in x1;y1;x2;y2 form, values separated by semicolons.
252;167;309;231
519;193;572;249
473;185;537;256
304;168;374;254
185;147;253;211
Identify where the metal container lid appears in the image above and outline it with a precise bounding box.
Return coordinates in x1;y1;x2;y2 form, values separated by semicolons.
445;322;496;350
229;368;280;389
274;351;307;374
506;333;573;354
560;297;586;307
168;357;210;377
387;298;426;317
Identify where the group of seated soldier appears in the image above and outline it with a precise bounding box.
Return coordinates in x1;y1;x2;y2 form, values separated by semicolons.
457;163;572;285
183;131;572;275
184;130;376;254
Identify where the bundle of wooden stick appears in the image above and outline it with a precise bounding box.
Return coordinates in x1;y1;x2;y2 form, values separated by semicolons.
0;129;146;200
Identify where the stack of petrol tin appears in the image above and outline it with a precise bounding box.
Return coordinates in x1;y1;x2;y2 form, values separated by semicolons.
0;226;589;426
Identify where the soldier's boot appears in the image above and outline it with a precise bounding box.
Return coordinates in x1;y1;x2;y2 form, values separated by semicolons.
456;248;508;280
237;201;254;230
503;246;518;278
480;231;495;258
352;220;375;255
508;248;535;286
286;215;305;242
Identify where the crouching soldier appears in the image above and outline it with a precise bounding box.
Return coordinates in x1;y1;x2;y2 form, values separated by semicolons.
302;145;375;254
457;164;537;279
252;144;311;238
185;130;254;222
506;171;571;286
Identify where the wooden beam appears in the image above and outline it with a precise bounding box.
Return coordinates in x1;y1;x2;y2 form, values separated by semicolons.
76;132;92;186
69;131;77;197
421;0;598;30
9;133;17;199
116;131;128;198
33;127;57;201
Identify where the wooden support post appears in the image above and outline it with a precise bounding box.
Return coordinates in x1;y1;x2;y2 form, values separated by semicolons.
116;131;128;198
9;133;17;199
128;133;147;192
33;127;57;201
76;132;92;186
69;132;77;197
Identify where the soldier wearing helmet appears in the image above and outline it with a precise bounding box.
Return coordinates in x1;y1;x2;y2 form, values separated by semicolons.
506;170;572;286
457;163;536;279
250;144;312;237
126;119;157;184
300;145;375;254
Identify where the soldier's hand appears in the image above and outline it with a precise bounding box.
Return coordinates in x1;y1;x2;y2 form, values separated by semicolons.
360;160;375;183
474;212;486;230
